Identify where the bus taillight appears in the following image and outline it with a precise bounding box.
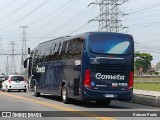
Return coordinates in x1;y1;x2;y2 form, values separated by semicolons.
83;69;91;88
128;71;134;89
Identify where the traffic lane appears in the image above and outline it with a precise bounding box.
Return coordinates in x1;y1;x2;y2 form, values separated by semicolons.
0;91;114;120
0;93;56;111
12;91;158;110
0;91;159;111
0;91;160;120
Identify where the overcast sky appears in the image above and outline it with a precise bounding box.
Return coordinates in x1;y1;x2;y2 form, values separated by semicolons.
0;0;160;74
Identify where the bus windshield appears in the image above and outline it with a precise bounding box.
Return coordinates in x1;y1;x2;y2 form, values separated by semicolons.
90;34;132;54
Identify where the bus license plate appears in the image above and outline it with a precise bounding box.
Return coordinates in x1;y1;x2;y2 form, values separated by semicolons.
104;94;115;98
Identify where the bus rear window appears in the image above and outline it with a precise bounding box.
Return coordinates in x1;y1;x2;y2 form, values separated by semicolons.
90;35;131;54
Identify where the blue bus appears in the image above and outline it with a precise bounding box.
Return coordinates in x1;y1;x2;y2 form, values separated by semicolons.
24;32;134;105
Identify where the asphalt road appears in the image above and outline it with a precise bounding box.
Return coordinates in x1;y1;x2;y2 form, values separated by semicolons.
0;90;160;120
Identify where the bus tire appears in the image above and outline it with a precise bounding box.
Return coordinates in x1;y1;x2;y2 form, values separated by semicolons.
96;99;111;105
62;85;70;104
34;84;40;97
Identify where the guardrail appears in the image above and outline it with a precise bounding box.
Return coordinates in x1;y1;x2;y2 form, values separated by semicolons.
133;89;160;107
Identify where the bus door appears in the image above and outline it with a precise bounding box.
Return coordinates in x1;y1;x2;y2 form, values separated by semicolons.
35;62;47;91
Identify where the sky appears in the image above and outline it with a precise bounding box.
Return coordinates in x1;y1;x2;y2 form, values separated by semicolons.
0;0;160;74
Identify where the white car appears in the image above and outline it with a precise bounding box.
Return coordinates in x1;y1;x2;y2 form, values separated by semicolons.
2;75;27;92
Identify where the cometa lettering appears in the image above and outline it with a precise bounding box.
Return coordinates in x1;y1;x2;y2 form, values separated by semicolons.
95;73;125;80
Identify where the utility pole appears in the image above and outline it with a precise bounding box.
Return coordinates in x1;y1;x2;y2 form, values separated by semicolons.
10;41;16;74
0;38;2;75
6;56;9;75
0;38;8;75
20;26;28;74
89;0;128;33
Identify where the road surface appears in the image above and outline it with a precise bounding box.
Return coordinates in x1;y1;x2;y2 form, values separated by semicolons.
0;90;160;120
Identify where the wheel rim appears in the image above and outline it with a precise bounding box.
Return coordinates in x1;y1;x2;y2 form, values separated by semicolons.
62;88;66;101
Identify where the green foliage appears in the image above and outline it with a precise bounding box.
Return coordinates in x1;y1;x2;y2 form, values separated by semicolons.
154;72;159;75
134;83;160;92
134;52;153;73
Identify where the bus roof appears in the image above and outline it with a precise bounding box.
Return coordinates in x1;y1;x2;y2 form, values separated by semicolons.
36;32;133;49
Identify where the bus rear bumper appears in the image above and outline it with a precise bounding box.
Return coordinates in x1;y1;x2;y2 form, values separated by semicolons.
82;87;133;101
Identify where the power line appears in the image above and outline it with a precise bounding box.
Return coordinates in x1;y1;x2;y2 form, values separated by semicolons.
29;0;75;34
0;0;16;13
43;4;95;35
129;23;160;31
136;39;160;45
127;13;160;21
128;1;160;13
129;21;160;27
28;19;92;46
89;0;128;32
0;29;20;33
68;22;90;35
0;0;34;21
27;0;73;26
20;26;28;74
2;0;50;30
9;41;16;74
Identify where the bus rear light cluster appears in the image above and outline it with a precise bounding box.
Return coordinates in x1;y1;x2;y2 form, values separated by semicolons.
128;71;134;89
83;69;91;88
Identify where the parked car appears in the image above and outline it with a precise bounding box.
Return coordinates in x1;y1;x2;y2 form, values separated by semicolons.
0;75;6;88
2;75;27;92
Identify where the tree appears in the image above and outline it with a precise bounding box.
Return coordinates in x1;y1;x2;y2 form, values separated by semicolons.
135;52;153;73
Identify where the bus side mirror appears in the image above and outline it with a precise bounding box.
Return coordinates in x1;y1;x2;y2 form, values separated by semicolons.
28;48;31;54
24;59;28;68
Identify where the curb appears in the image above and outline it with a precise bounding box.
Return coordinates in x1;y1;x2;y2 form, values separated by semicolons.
133;89;160;107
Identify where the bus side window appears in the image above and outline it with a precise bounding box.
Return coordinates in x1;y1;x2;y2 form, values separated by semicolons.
49;43;56;61
53;42;61;60
75;39;83;53
58;42;63;56
74;39;83;59
67;39;75;59
33;49;39;64
59;41;68;60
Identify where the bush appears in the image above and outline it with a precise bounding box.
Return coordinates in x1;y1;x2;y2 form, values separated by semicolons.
148;72;153;75
154;72;159;75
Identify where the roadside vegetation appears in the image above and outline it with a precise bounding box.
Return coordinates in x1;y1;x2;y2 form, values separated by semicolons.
133;52;160;91
134;76;160;91
134;82;160;92
134;76;160;81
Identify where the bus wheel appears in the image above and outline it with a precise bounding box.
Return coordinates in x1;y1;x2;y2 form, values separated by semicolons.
34;85;40;97
62;85;70;104
96;99;111;105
